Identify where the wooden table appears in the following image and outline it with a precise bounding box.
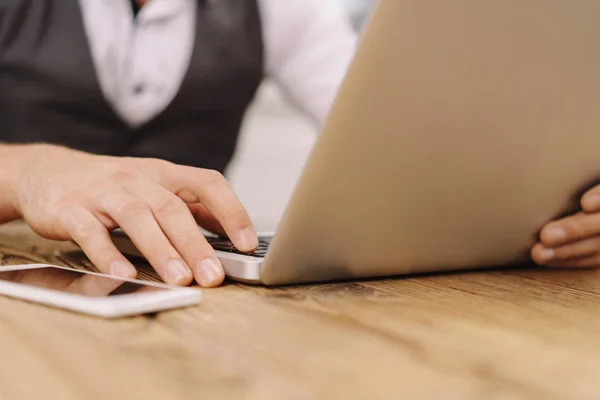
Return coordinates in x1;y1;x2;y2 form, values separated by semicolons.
1;222;600;400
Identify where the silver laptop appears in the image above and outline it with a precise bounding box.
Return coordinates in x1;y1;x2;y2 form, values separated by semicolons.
114;0;600;285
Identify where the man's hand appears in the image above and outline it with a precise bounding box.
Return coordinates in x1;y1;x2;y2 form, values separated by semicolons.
532;185;600;268
2;144;258;287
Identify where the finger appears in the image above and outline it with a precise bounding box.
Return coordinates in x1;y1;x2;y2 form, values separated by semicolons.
127;184;225;287
98;194;193;286
582;185;600;213
188;203;227;237
545;255;600;269
162;166;258;252
539;212;600;247
62;208;137;279
531;237;600;265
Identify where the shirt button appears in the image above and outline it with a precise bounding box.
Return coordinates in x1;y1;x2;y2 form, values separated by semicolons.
133;84;145;95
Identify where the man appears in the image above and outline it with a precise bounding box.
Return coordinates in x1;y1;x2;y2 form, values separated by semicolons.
0;0;357;288
0;1;596;289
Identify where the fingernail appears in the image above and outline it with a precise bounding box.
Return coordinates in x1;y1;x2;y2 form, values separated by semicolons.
110;261;136;278
166;259;192;284
543;227;566;244
195;258;224;287
239;227;258;250
585;194;600;210
537;248;555;262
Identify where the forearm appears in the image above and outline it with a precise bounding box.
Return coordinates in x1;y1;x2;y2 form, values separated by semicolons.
0;143;25;223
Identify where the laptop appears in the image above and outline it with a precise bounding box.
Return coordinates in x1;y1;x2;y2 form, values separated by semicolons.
113;0;600;285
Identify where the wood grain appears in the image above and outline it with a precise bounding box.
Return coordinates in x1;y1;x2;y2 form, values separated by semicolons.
1;221;599;399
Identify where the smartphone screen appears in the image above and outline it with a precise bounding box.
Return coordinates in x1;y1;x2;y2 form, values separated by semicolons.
0;266;167;297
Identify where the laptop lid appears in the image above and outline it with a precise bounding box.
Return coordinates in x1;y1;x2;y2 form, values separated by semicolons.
260;0;600;285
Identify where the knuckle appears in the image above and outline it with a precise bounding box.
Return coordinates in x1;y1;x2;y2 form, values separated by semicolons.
149;159;177;184
113;169;138;182
148;158;174;169
68;219;103;241
108;162;143;182
143;157;174;176
116;199;150;217
202;169;227;187
90;246;118;266
152;194;185;215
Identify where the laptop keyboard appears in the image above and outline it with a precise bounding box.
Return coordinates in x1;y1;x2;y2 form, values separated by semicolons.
205;236;272;258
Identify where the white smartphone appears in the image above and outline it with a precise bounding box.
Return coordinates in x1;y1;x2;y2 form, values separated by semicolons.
0;264;202;318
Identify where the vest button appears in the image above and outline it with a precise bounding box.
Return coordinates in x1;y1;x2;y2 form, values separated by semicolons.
133;84;145;95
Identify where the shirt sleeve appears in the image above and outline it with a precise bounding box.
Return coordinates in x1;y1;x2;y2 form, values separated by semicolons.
259;0;359;127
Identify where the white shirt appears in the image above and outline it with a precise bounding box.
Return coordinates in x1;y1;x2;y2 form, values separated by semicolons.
77;0;357;127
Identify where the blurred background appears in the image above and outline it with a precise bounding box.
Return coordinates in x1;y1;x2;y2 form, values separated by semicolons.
226;0;375;231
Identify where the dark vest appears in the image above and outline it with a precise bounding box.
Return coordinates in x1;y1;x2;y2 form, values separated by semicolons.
0;0;264;172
